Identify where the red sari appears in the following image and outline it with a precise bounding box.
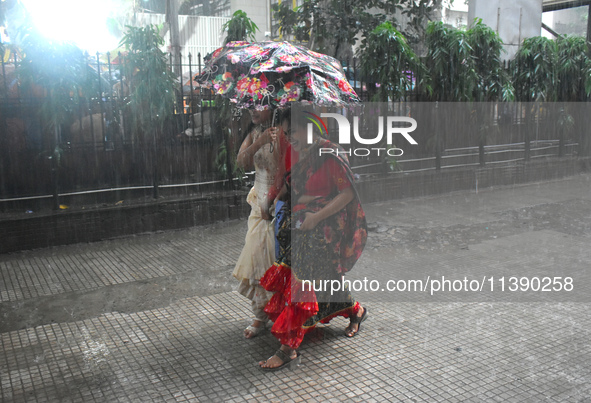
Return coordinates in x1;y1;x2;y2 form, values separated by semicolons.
260;139;367;349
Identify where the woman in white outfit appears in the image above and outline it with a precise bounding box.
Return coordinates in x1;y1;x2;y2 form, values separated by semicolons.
233;109;285;339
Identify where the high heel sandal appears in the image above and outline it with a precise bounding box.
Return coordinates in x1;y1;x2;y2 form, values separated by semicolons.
345;307;368;338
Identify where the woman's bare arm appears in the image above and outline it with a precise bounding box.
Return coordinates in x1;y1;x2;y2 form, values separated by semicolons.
236;132;254;170
299;187;354;231
236;128;275;169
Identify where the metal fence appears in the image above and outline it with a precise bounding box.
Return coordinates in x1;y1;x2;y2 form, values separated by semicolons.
0;52;584;212
1;50;236;211
343;102;583;177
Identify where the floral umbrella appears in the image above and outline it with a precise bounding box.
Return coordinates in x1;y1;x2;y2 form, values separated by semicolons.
195;41;360;110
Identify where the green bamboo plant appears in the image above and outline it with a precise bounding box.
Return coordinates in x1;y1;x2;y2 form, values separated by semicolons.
511;36;558;160
355;22;427;171
555;36;591;155
357;21;426;102
424;21;477;102
467;19;513;102
118;24;176;144
512;36;558;103
466;19;513;164
222;10;259;44
555;35;591;102
119;24;176;197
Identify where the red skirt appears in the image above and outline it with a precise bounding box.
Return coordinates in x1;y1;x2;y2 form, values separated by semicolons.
261;262;359;349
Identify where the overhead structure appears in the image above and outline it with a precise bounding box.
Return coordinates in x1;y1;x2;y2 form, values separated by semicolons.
468;0;543;61
542;0;590;12
469;0;590;60
542;0;591;43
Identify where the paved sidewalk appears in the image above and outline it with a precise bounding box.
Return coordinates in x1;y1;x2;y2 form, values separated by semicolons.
1;174;591;402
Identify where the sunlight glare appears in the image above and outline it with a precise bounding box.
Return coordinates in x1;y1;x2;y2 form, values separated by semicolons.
20;0;120;52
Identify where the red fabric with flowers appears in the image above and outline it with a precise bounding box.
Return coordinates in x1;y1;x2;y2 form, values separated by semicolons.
304;157;351;197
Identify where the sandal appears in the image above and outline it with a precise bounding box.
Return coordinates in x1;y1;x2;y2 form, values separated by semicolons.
345;307;368;338
244;322;265;339
259;349;301;372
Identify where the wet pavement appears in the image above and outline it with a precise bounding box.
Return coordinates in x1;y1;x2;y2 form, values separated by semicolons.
1;174;591;402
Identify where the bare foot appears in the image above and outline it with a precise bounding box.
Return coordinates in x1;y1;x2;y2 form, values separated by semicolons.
259;345;297;369
244;319;265;339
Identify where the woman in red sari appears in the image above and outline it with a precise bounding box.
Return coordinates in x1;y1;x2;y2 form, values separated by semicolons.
259;109;368;371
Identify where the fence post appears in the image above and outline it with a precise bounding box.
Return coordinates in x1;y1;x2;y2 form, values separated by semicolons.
107;52;115;144
435;102;441;170
558;105;565;157
188;52;194;114
178;52;185;117
478;103;489;167
95;52;107;147
525;103;531;161
0;59;7;200
352;57;359;100
1;58;7;95
49;93;60;210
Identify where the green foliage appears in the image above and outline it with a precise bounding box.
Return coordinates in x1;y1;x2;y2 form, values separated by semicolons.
272;1;300;41
467;19;513;102
424;21;476;101
118;24;176;141
357;22;425;101
212;96;245;182
214;140;230;177
512;35;591;102
423;19;513;102
385;149;403;172
555;35;591;102
273;0;380;58
272;0;442;58
222;10;259;44
557;107;575;133
399;0;444;51
214;139;245;181
511;36;558;102
312;1;369;57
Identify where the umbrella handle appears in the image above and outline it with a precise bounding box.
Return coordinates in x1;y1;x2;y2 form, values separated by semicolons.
269;109;277;153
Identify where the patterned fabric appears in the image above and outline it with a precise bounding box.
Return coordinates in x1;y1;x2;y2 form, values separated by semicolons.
292;139;368;274
196;41;360;110
260;139;367;349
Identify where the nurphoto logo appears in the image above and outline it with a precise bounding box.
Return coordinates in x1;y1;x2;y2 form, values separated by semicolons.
303;110;418;157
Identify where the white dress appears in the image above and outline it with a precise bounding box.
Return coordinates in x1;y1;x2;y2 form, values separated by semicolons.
232;125;280;320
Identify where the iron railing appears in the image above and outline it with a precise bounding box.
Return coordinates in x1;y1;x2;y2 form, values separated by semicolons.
0;53;585;212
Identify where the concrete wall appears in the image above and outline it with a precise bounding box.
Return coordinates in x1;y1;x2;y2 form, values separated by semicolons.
468;0;543;60
2;157;588;254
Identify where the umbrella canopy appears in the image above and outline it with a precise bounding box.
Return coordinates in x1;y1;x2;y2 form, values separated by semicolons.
179;71;206;93
195;41;360;110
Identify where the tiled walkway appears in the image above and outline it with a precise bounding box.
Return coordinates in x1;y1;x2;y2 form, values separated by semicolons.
1;175;591;402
